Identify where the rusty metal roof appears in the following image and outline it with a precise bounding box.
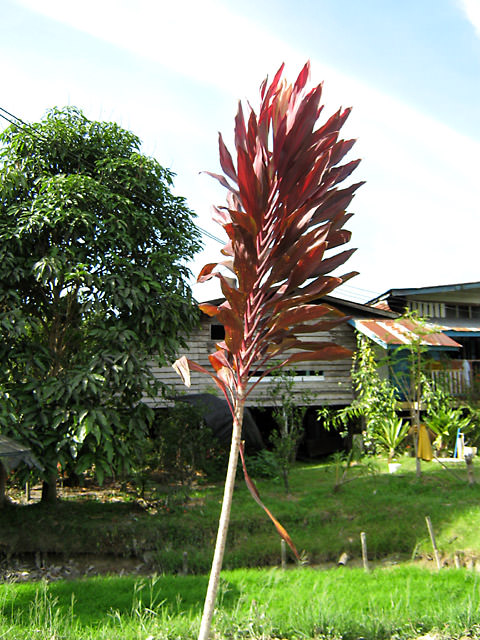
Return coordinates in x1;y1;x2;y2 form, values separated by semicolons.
351;318;461;350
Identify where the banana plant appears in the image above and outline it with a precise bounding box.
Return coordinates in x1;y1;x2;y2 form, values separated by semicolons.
174;61;363;640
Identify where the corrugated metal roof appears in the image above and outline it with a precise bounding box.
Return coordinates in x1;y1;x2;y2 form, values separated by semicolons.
351;318;461;349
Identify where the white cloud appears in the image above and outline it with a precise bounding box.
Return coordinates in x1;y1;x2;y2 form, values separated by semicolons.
9;0;480;298
13;0;305;98
459;0;480;37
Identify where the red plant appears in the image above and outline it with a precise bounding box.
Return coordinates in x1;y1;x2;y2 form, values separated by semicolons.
174;61;363;640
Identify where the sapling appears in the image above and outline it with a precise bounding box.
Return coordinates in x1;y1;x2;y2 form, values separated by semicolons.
265;367;313;494
174;62;363;640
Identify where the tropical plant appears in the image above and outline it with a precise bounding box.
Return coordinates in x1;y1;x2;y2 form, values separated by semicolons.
0;107;201;502
388;311;443;477
374;416;410;462
174;62;363;640
424;406;472;453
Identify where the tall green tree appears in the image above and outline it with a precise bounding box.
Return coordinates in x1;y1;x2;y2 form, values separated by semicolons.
0;107;201;502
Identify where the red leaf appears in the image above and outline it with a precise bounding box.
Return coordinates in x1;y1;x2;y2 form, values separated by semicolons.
315;107;352;141
229;208;258;236
197;263;218;283
267;304;332;331
328;159;362;187
172;356;192;387
172;357;234;410
208;349;231;372
293;60;310;95
235;101;247;152
283;344;352;365
212;206;231;227
330;139;356;167
308;248;357;278
215;306;244;354
267;317;348;342
265;276;343;314
313;181;364;221
246;109;259;160
203;171;236;193
239;443;299;560
220;275;247;316
218;133;237;183
198;303;220;317
260;63;285;109
237;146;260;219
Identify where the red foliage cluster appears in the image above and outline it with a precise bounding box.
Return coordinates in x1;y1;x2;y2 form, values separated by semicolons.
174;62;363;413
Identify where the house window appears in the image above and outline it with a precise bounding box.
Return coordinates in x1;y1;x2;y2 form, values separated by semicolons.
210;324;225;340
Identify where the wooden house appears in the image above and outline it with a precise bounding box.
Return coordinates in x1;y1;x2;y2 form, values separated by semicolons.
146;295;396;456
146;295;397;410
367;282;480;397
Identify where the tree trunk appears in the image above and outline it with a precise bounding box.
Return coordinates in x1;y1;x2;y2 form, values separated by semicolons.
197;393;245;640
0;462;7;507
282;467;290;495
41;473;57;504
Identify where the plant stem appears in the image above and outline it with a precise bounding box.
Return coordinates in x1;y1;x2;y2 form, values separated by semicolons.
197;392;245;640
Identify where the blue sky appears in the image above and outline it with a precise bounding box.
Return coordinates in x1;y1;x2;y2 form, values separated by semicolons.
1;0;480;303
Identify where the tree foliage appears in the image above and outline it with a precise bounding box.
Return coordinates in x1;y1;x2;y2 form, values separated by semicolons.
0;107;201;498
319;333;400;446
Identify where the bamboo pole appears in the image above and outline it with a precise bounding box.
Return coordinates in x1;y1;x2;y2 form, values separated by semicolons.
360;531;370;572
281;539;287;570
425;515;441;570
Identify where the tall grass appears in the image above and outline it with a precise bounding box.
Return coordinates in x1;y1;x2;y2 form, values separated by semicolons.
1;566;480;639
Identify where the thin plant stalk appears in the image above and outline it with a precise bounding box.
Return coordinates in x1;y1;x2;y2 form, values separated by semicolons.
198;392;245;640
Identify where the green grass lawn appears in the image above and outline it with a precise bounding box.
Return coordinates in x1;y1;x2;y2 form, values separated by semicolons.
1;457;480;638
1;455;480;571
1;566;480;639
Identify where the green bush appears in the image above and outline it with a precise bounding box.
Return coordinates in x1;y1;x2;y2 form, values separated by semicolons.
145;401;229;486
246;449;281;480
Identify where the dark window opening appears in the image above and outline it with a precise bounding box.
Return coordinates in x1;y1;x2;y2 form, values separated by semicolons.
210;324;225;340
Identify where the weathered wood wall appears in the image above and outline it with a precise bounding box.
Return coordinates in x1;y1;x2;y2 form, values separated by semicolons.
145;317;355;408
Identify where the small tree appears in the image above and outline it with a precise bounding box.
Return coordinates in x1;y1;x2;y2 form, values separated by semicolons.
264;368;313;494
0;107;201;501
174;62;363;640
320;333;400;450
388;312;440;477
